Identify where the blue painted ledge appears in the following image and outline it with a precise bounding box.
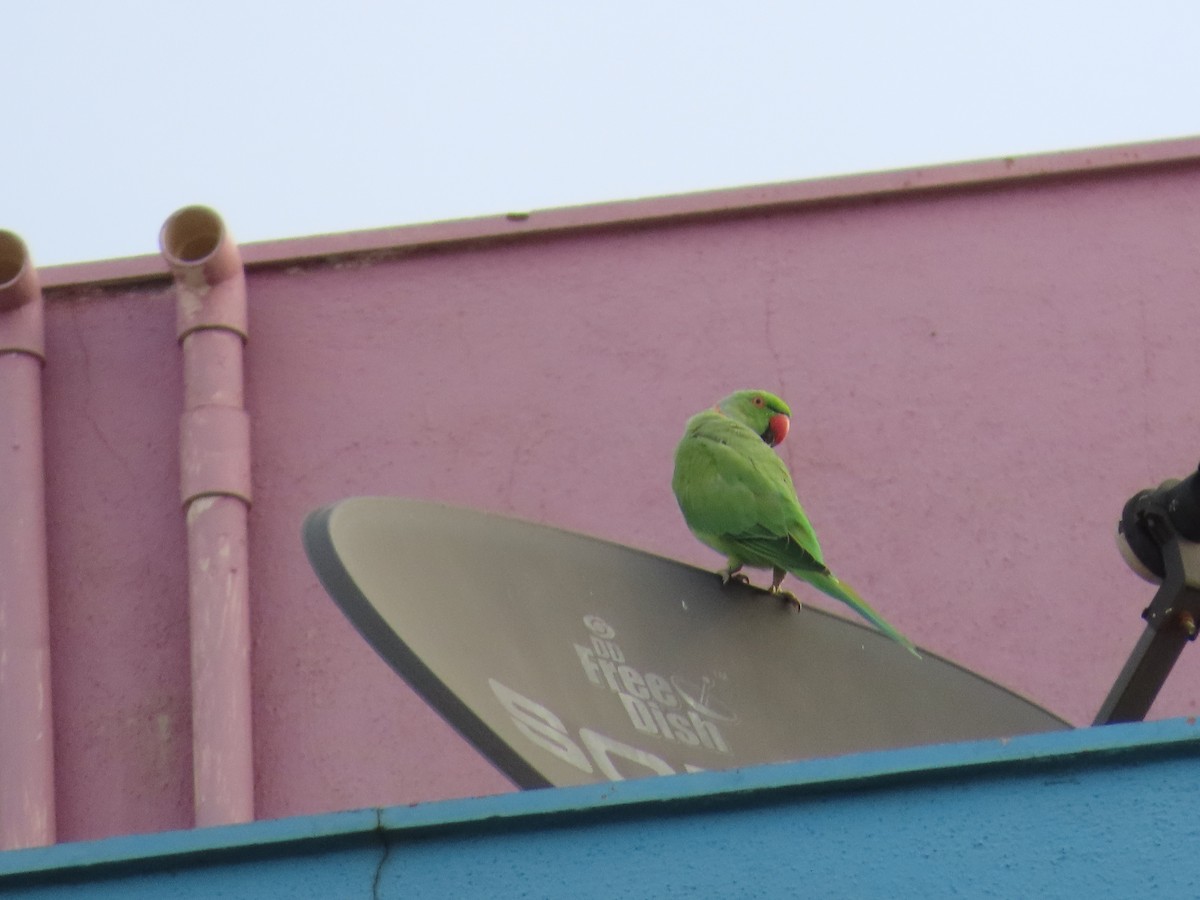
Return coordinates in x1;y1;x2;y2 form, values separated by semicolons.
2;718;1198;898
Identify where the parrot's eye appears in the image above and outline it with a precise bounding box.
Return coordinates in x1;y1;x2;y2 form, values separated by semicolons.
752;397;764;407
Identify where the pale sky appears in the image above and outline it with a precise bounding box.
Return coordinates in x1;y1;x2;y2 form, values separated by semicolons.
5;1;1200;266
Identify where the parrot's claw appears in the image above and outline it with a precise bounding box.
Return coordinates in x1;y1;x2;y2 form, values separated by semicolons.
769;586;802;611
717;566;749;586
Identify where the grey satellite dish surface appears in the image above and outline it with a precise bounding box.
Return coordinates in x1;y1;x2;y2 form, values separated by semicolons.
303;497;1068;788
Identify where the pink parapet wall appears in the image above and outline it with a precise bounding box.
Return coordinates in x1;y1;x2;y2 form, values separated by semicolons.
0;231;55;850
19;135;1200;843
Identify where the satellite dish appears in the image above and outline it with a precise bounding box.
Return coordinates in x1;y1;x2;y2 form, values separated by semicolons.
303;498;1067;787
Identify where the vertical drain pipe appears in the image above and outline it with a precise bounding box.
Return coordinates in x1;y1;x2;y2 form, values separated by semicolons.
0;231;55;849
159;207;255;827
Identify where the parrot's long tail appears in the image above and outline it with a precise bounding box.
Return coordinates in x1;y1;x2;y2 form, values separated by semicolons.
801;570;921;659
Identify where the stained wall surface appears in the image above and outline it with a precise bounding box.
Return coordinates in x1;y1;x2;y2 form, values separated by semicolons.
31;141;1200;840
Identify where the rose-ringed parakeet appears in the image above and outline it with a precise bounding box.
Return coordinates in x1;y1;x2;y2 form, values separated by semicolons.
672;389;919;658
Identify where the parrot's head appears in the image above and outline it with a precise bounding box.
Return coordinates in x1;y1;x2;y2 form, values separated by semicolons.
717;390;791;447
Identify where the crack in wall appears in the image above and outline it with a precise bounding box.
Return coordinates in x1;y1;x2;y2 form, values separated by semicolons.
371;807;392;900
760;273;790;401
69;303;136;480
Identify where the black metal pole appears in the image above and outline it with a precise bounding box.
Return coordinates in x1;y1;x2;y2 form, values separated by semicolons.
1094;533;1200;725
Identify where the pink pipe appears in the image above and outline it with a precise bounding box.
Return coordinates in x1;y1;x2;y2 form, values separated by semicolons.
159;207;255;828
0;230;55;849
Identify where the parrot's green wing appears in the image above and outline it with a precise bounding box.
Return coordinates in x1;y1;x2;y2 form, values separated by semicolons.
672;411;824;566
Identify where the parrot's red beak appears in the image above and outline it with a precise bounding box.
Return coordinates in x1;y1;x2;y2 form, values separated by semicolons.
765;413;789;447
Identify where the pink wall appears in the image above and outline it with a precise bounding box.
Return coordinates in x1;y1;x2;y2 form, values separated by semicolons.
33;140;1200;841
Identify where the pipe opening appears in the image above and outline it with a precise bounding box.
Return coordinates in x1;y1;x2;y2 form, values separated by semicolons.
0;230;29;288
161;206;225;265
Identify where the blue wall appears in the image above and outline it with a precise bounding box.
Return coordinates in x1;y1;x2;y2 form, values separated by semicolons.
3;718;1198;898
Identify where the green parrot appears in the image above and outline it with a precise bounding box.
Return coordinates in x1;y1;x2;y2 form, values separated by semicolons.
672;389;920;658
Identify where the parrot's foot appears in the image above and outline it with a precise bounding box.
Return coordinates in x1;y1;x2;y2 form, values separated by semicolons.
769;586;802;611
768;568;799;610
717;566;750;587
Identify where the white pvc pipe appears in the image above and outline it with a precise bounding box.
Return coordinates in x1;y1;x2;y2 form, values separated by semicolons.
0;230;55;849
160;207;255;827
